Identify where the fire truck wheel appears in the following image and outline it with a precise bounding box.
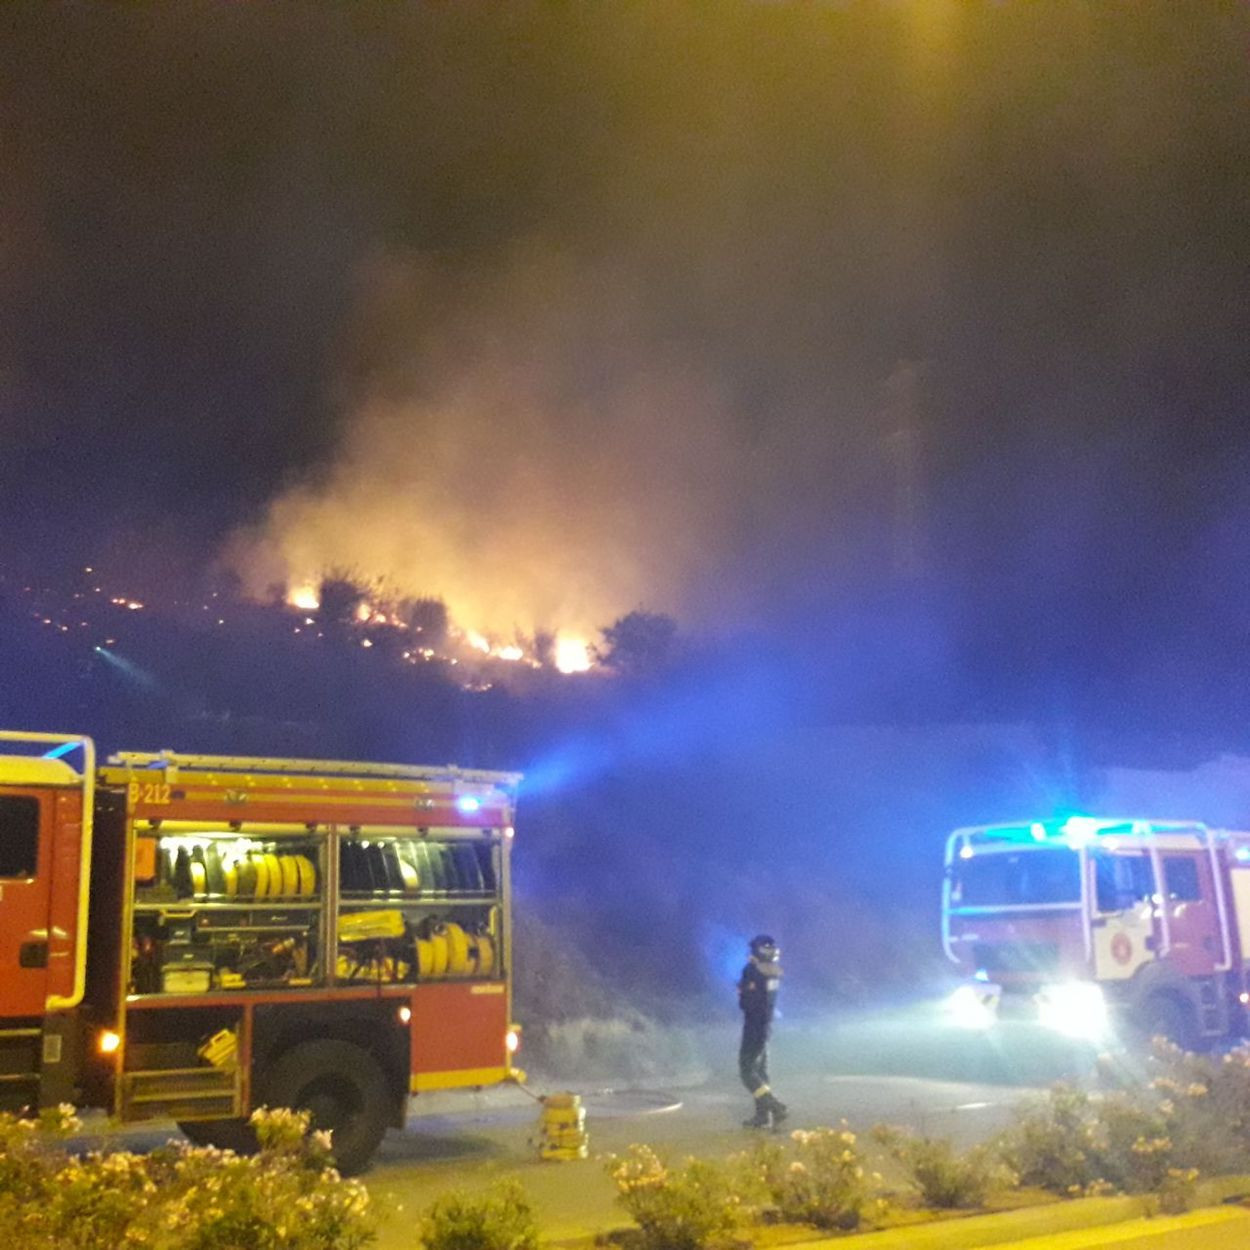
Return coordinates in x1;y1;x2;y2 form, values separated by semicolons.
176;1117;258;1153
1138;993;1197;1052
262;1039;390;1175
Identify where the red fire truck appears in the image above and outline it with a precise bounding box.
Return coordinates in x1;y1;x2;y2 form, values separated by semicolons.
0;730;522;1173
941;817;1250;1049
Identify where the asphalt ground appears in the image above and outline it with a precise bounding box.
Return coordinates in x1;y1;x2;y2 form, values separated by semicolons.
976;1207;1250;1250
361;1006;1101;1247
363;1069;1037;1244
72;1004;1189;1248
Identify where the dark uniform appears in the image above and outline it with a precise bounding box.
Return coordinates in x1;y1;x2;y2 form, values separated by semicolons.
738;934;787;1129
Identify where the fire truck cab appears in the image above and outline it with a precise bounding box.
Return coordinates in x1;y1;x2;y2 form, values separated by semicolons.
941;817;1250;1048
0;730;522;1173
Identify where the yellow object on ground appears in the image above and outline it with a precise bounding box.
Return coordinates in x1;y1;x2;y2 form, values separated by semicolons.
537;1091;588;1160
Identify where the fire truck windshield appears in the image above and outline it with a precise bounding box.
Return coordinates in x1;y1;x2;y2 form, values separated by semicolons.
951;846;1081;907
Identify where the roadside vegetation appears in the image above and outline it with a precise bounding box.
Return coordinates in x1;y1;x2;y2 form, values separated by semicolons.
590;1040;1250;1250
5;1042;1250;1249
0;1105;373;1250
416;1180;539;1250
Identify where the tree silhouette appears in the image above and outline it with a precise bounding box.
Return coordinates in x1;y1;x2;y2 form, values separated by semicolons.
397;596;449;649
317;571;367;631
597;610;677;676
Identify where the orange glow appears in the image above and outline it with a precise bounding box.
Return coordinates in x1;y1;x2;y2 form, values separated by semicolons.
288;585;320;611
554;636;591;673
278;579;607;675
98;1029;121;1055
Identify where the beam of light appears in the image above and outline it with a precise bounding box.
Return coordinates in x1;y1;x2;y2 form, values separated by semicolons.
92;646;158;691
522;659;795;798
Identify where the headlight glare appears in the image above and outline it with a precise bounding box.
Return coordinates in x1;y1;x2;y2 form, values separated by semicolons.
1035;982;1108;1039
946;983;997;1030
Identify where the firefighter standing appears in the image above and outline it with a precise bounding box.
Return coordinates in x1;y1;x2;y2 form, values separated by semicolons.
738;933;788;1129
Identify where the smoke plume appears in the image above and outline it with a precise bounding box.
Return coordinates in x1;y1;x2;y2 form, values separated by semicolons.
228;249;765;642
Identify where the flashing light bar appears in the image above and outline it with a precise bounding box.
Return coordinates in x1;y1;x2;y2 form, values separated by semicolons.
955;817;1208;849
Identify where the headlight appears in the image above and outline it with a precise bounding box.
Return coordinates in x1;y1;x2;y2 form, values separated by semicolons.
945;983;997;1030
1035;982;1108;1039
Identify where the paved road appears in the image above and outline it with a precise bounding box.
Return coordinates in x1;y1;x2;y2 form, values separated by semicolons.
84;1006;1129;1248
978;1206;1250;1249
364;1069;1039;1246
359;1007;1145;1247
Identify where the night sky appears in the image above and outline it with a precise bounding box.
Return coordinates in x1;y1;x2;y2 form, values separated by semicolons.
3;3;1250;711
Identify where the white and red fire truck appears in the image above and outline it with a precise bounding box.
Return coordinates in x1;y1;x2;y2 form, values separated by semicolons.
941;817;1250;1048
0;730;522;1172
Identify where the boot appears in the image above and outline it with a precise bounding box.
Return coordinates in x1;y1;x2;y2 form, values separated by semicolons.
764;1094;788;1128
743;1097;772;1129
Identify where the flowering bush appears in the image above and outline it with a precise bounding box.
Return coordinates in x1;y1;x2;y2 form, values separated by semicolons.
0;1105;374;1249
0;1102;78;1185
417;1180;538;1250
999;1077;1200;1205
997;1085;1109;1196
744;1126;871;1230
1146;1038;1250;1172
607;1144;743;1250
1154;1167;1201;1216
1094;1093;1179;1195
871;1126;1015;1209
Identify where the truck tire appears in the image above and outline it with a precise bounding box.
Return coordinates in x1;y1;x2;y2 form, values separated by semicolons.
1137;993;1198;1052
261;1039;391;1175
177;1117;258;1153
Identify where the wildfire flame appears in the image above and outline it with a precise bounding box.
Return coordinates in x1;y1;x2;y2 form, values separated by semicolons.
282;584;594;673
554;636;591;674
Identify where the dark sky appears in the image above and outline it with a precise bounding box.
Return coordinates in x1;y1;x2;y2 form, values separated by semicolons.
3;2;1249;694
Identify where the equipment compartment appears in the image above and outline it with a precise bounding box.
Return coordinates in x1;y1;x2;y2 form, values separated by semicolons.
131;830;324;994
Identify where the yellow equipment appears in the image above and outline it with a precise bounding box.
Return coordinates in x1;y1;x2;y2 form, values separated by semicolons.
445;922;471;976
536;1091;588;1160
338;909;406;941
197;1028;238;1069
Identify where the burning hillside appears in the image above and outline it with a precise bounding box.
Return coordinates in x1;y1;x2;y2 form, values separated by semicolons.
0;563;680;696
224;251;747;658
283;578;593;674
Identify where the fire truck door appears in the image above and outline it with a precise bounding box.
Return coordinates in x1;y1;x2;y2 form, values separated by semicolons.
1158;851;1222;978
0;791;52;1018
1091;851;1156;981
